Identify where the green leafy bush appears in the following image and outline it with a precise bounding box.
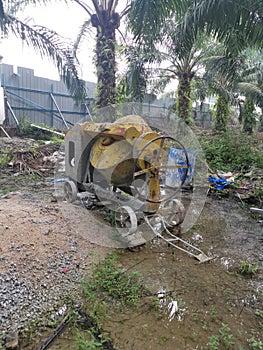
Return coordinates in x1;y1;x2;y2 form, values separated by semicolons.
17;117;59;140
199;130;263;172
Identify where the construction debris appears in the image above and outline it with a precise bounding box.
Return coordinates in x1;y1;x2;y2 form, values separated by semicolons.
0;140;61;177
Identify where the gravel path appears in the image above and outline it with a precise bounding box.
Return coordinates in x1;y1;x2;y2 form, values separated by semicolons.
0;190;108;344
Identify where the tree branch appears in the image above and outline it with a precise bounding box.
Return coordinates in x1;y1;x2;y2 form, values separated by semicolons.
73;0;93;17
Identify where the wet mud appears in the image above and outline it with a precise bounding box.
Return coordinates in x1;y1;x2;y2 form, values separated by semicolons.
30;196;262;350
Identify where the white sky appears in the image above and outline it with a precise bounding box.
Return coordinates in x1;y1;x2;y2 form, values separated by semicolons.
0;2;97;82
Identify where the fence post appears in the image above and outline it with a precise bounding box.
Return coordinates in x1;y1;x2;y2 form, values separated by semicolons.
50;84;54;128
1;73;5;87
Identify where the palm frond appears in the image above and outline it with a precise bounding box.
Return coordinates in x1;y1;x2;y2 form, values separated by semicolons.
237;82;263;105
7;15;87;102
149;68;174;95
73;19;93;54
204;54;245;84
128;0;188;43
73;0;93;16
183;0;263;53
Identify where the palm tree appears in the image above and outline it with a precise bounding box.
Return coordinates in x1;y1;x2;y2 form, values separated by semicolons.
155;27;217;124
242;97;256;134
116;45;151;103
122;16;220;124
202;48;263;132
0;0;87;101
200;66;232;132
1;0;186;108
73;0;131;107
73;0;188;107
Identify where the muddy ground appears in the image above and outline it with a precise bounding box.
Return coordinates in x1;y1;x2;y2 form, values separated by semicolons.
107;195;263;350
0;137;262;350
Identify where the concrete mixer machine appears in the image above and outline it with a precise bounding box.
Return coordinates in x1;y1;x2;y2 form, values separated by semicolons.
63;115;211;262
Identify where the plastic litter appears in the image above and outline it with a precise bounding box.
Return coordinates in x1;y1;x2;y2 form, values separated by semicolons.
168;300;178;322
50;178;69;183
209;175;234;190
165;148;196;187
217;171;235;182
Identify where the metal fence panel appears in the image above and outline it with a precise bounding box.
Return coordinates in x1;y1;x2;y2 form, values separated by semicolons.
1;64;95;130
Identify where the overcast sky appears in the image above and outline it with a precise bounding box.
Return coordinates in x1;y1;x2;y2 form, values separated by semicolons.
0;2;97;82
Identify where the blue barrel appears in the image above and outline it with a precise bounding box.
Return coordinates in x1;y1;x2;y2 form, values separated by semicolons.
165;148;196;187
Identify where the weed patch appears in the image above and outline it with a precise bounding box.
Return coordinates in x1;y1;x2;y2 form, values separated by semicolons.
76;253;147;349
199;130;263;172
207;323;234;349
81;253;145;307
239;259;259;277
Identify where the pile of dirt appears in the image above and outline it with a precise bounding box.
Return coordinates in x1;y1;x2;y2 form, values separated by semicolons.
0;191;108;329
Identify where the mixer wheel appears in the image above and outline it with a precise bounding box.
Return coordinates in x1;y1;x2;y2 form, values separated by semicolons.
115;206;138;237
64;180;78;203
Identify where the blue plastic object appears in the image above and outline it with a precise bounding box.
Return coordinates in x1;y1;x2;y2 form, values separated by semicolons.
50;178;69;183
209;175;234;190
165;148;196;187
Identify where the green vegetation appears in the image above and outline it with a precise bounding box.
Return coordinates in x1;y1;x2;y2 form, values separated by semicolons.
0;152;10;167
207;324;263;349
210;305;217;322
214;95;230;132
199;130;263;172
17;118;63;141
239;259;259;277
207;323;234;350
81;253;145;307
75;331;107;349
248;336;263;349
99;208;116;226
242;98;257;134
74;253;147;349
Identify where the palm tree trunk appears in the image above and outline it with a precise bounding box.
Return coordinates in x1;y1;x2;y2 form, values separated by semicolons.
242;98;255;134
177;72;193;125
214;95;230;132
95;22;116;108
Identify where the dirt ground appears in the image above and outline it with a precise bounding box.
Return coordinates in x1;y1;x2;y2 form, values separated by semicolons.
106;195;263;350
0;137;110;348
0;136;262;350
0;185;109;341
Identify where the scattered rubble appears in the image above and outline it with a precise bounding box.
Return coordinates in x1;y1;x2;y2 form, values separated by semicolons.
0;137;61;178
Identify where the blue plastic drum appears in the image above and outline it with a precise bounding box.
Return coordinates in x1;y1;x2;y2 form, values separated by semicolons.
165;148;196;187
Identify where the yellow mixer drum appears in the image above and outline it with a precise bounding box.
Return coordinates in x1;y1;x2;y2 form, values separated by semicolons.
90;139;134;186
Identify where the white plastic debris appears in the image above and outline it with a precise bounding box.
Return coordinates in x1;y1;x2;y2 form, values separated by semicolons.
157;287;166;308
217;170;235;182
220;257;233;270
191;232;203;242
168;300;178;322
157;288;166;299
